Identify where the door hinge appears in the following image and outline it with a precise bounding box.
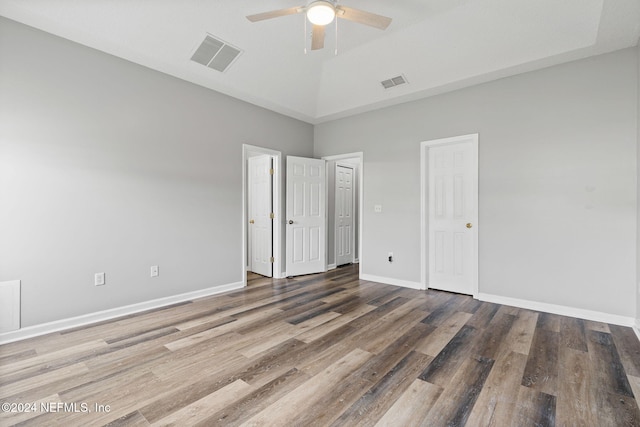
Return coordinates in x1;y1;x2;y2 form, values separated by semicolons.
270;257;275;263
269;168;274;175
270;212;275;219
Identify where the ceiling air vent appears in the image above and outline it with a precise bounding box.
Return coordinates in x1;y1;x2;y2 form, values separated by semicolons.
191;34;242;72
381;75;408;89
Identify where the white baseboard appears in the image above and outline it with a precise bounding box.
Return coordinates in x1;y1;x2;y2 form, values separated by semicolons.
328;263;337;271
358;273;637;330
360;274;425;290
477;293;636;328
0;281;244;345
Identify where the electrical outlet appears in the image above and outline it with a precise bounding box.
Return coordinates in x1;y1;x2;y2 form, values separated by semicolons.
150;265;159;277
388;252;393;262
95;272;105;286
374;204;383;213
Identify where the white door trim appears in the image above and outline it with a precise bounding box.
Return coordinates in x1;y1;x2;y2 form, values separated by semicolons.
242;144;283;283
321;152;364;275
420;134;478;295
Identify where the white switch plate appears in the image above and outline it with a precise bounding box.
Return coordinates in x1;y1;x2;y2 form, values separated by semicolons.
374;204;382;213
150;265;159;277
95;272;105;286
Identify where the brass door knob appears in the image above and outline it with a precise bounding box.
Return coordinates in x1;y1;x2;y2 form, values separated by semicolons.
466;223;472;229
249;220;255;224
288;220;294;225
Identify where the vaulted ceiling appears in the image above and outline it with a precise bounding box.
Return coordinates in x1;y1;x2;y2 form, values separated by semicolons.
1;0;639;124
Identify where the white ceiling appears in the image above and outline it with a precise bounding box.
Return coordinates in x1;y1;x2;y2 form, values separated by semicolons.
1;0;639;124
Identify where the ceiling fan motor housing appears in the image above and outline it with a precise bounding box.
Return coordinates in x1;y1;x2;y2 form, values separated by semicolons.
306;0;336;25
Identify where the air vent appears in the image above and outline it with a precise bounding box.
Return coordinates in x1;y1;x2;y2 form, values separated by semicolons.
191;35;242;73
381;75;408;89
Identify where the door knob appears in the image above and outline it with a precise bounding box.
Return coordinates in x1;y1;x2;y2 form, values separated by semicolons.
288;220;294;225
466;223;472;229
249;219;254;224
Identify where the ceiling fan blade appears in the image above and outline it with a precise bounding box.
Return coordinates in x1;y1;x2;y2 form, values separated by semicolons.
311;25;325;50
336;6;392;30
246;7;303;22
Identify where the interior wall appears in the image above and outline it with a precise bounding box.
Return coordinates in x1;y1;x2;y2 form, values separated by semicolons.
315;48;638;318
0;17;314;327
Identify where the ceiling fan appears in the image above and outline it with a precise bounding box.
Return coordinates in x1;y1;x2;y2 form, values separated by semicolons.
246;1;392;51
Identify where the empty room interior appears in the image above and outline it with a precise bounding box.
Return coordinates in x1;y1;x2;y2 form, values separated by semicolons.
1;0;640;425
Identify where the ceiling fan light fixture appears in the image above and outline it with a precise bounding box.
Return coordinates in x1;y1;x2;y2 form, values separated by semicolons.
306;1;336;26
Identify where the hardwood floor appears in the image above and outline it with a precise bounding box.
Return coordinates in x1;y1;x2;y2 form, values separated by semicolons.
1;264;639;426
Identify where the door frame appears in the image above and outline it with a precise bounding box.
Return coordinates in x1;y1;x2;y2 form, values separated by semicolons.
242;144;283;283
420;134;478;295
321;152;363;274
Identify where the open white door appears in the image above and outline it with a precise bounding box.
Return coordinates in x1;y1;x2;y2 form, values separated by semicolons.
286;156;326;276
248;155;273;277
335;163;354;266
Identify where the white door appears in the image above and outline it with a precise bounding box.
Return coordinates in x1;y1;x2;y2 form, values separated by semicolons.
286;156;326;276
335;164;354;266
427;137;478;295
248;155;273;277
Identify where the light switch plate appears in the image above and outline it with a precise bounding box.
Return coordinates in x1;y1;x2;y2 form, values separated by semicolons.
95;272;105;286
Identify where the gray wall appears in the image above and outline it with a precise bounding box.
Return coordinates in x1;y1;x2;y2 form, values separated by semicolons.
0;17;314;327
315;48;638;318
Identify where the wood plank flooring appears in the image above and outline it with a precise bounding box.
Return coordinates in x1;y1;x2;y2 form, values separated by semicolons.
1;264;639;426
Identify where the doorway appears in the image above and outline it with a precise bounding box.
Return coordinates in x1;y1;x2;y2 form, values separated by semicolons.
322;153;363;271
420;134;478;295
242;145;283;282
243;149;362;281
